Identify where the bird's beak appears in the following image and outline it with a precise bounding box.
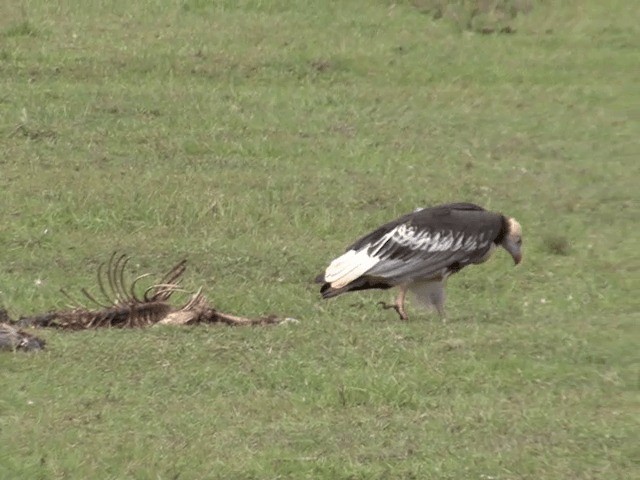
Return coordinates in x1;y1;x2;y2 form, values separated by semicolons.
503;240;522;266
513;251;522;265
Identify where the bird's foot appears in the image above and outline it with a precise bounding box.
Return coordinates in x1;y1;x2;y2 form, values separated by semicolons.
377;301;408;321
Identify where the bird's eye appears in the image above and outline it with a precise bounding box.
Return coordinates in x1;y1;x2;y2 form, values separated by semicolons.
516;238;522;246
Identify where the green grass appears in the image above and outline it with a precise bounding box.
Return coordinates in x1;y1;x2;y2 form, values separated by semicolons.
0;0;638;478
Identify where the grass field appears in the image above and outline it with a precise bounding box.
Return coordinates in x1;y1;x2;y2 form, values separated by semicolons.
1;0;638;478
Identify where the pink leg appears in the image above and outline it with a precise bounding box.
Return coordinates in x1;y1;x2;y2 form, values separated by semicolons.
378;286;409;320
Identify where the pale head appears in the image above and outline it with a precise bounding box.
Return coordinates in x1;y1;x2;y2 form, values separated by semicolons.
502;217;523;265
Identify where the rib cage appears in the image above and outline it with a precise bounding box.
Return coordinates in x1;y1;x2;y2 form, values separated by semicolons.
15;253;281;330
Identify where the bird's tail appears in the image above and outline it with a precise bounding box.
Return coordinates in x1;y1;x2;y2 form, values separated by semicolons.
319;277;394;299
316;272;346;298
319;282;346;299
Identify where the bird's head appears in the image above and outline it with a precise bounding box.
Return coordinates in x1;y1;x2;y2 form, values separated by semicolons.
501;217;523;265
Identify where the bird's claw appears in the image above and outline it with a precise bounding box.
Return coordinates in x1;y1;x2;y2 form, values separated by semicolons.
376;301;408;321
377;301;396;310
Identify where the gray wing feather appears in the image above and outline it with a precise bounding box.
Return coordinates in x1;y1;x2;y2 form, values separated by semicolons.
363;226;493;283
366;249;471;282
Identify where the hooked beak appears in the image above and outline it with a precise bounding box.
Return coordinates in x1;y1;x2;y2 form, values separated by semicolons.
512;251;522;265
503;240;522;266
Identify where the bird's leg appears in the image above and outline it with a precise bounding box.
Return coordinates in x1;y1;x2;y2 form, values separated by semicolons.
378;286;408;320
432;283;447;323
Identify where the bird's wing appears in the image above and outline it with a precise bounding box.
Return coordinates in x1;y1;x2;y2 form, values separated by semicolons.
360;221;496;282
324;205;504;288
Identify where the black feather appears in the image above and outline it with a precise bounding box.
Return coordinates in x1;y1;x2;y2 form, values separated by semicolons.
349;203;502;256
320;277;394;298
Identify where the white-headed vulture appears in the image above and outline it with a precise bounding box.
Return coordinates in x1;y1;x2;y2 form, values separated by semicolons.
316;202;523;320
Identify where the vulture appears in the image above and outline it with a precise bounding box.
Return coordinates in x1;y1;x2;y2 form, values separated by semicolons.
316;202;522;320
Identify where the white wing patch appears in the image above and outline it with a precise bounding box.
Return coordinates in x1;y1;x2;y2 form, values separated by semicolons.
324;249;380;289
380;224;485;254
